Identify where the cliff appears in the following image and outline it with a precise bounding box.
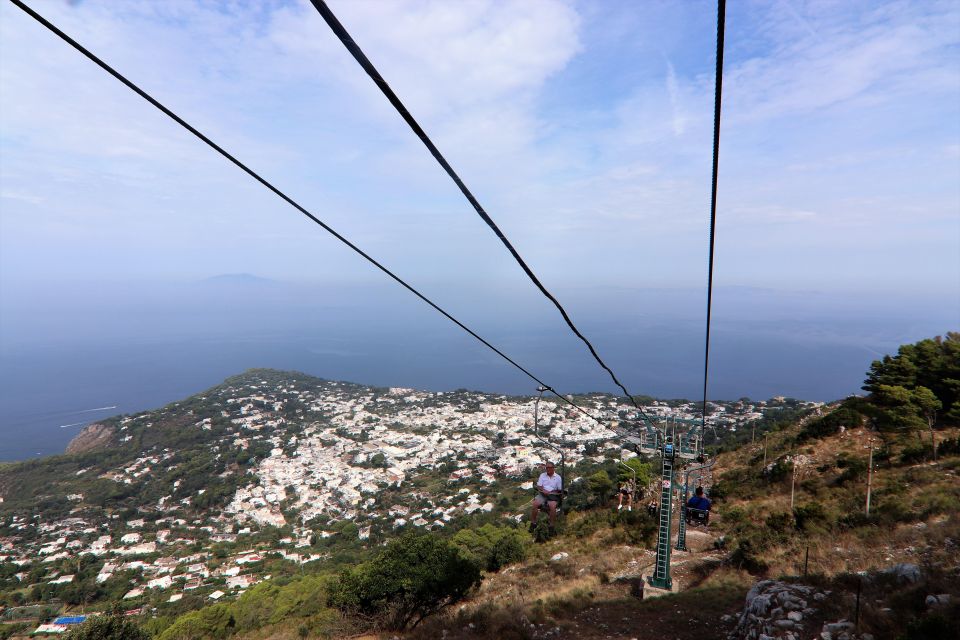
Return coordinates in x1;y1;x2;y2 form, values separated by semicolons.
66;422;115;454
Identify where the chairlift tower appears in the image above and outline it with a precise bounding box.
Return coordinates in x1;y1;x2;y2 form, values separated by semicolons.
635;418;699;591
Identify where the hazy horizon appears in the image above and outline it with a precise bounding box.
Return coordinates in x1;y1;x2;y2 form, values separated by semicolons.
1;273;955;461
1;1;958;458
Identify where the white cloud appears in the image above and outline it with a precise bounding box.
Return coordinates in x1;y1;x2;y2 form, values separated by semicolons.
724;1;960;123
665;59;687;136
0;0;957;295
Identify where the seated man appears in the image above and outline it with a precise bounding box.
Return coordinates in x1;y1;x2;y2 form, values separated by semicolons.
530;462;563;531
617;478;635;511
686;486;712;513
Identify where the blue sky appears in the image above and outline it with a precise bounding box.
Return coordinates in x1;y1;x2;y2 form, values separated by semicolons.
0;1;958;400
2;0;957;291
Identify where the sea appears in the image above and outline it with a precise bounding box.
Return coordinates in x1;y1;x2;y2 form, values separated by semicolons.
1;279;954;461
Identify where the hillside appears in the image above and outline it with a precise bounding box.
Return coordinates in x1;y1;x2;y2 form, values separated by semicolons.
0;334;957;639
392;406;960;640
0;369;797;639
104;405;957;640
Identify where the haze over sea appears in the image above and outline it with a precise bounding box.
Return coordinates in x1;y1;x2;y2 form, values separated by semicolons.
1;275;954;462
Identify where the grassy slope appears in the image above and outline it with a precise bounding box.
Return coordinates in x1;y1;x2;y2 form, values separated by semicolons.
394;414;960;640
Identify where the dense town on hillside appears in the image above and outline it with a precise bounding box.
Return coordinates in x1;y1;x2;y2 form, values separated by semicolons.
0;371;822;632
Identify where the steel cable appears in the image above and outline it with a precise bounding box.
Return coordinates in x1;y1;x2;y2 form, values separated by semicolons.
8;0;610;426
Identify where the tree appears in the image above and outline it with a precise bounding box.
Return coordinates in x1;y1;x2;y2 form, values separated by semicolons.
330;533;481;630
451;524;528;572
587;471;613;504
863;333;960;422
873;385;926;437
64;615;150;640
617;458;652;489
912;386;942;460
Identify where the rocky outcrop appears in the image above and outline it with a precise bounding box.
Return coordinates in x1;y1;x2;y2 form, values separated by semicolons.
727;580;877;640
66;422;115;454
728;580;823;639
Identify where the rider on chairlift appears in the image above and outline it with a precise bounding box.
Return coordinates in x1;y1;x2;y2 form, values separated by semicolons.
529;461;563;532
617;477;635;511
685;485;712;525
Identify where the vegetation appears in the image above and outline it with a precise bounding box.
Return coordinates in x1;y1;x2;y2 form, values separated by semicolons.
64;615;150;640
329;532;482;630
154;576;337;640
800;333;959;456
451;524;528;572
4;337;958;639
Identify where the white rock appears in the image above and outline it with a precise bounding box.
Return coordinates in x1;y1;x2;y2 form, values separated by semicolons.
550;552;568;562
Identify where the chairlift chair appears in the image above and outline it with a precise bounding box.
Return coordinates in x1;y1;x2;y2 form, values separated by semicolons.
532;386;567;517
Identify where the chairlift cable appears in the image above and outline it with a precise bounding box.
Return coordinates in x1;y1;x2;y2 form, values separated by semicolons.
8;0;608;426
310;0;652;423
700;0;726;445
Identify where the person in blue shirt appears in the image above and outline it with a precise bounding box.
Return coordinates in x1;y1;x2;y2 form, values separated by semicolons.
687;486;711;512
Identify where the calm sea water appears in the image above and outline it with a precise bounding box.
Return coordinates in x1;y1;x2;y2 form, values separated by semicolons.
0;281;953;461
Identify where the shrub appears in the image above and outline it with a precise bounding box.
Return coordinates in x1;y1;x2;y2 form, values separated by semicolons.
936;437;960;457
766;458;793;482
730;536;769;573
898;610;957;640
764;511;794;534
835;454;868;485
64;616;150;640
900;444;932;465
566;511;607;539
330;532;481;630
800;406;863;440
708;481;728;501
793;502;831;533
613;508;657;544
452;524;528;572
587;471;613;504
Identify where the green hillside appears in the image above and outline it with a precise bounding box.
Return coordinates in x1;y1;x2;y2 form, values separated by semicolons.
2;335;958;640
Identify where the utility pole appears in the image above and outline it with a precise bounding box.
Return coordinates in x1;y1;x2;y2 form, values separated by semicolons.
865;446;874;516
762;433;768;467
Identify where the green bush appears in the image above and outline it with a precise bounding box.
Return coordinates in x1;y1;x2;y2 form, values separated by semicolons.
766;458;793;482
835;453;868;485
330;532;481;630
800;406;863;441
708;481;728;501
65;615;150;640
764;511;794;534
612;508;656;544
898;609;958;640
157;576;334;640
730;536;769;573
900;444;933;465
451;524;528;572
793;502;831;533
936;437;960;456
587;471;613;504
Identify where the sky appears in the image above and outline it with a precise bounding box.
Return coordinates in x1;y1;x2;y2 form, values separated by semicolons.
0;0;958;408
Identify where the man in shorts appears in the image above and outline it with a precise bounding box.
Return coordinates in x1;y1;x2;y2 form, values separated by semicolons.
530;462;563;531
617;478;635;511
